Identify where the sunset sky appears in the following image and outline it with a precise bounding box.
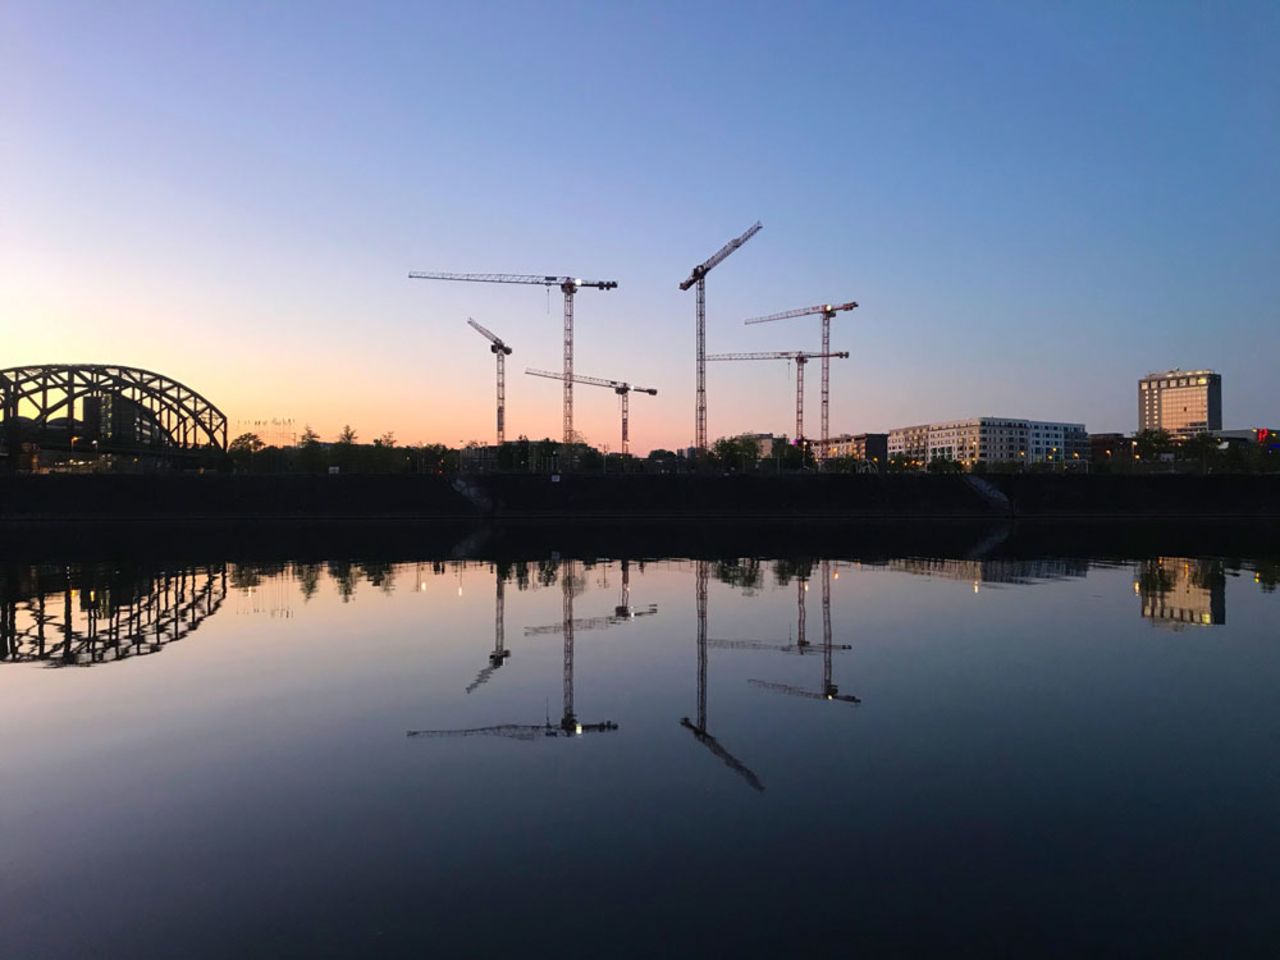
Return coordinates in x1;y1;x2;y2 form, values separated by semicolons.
3;1;1277;452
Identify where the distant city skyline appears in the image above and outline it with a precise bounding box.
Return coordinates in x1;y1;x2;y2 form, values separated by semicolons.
3;2;1277;452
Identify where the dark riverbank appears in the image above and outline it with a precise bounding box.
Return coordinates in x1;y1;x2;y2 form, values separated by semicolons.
2;474;1278;565
2;472;1277;523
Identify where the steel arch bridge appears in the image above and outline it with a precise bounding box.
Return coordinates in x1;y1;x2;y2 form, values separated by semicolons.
0;364;227;458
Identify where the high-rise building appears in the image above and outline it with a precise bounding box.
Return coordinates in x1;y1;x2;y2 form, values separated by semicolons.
1138;369;1221;436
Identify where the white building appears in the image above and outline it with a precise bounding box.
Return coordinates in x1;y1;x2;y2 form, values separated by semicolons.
887;424;930;464
891;417;1089;467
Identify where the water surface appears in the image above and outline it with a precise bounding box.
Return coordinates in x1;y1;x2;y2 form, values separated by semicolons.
2;546;1277;956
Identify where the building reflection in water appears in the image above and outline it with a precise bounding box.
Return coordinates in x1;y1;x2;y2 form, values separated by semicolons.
5;553;1271;680
887;557;1091;588
1134;558;1226;629
0;563;227;667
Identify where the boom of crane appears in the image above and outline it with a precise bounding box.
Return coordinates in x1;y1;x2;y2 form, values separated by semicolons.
680;222;763;290
743;301;859;326
467;317;512;355
680;718;765;792
525;368;656;396
410;272;617;293
748;679;861;704
706;350;850;363
407;721;619;740
523;603;658;636
707;638;852;654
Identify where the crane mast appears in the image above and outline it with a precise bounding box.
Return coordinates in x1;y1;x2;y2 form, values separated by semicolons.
526;368;657;456
679;222;762;452
705;350;849;446
411;271;617;445
744;301;858;460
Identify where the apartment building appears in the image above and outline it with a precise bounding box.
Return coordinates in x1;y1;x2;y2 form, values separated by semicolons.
887;424;930;463
885;417;1088;467
827;433;888;462
926;418;1088;466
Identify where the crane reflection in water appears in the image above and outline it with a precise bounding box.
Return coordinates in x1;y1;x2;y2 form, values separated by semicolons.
410;559;645;741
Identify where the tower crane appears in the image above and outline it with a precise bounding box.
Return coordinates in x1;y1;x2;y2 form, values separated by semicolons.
409;272;618;444
749;561;860;704
679;222;762;452
705;351;849;446
744;302;858;460
682;560;765;792
526;369;657;456
466;318;513;446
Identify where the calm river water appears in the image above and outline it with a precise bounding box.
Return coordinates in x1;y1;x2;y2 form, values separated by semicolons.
2;542;1278;956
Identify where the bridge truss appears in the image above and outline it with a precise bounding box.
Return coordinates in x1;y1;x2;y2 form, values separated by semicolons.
0;364;228;458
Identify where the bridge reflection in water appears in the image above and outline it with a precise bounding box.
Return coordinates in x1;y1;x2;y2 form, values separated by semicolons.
0;564;227;667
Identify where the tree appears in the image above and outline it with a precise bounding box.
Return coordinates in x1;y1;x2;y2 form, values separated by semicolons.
886;453;914;473
1134;429;1172;462
927;454;962;474
1180;432;1221;473
415;443;459;474
229;432;264;456
337;425;358;445
296;425;327;472
228;432;264;470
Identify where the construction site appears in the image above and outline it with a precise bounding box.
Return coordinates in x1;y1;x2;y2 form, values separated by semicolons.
408;221;863;468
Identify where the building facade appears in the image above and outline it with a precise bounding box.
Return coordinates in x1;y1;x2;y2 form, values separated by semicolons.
921;417;1088;467
828;433;888;462
887;424;929;464
1138;369;1222;436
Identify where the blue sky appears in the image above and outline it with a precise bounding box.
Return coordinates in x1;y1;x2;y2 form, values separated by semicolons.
3;1;1276;450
